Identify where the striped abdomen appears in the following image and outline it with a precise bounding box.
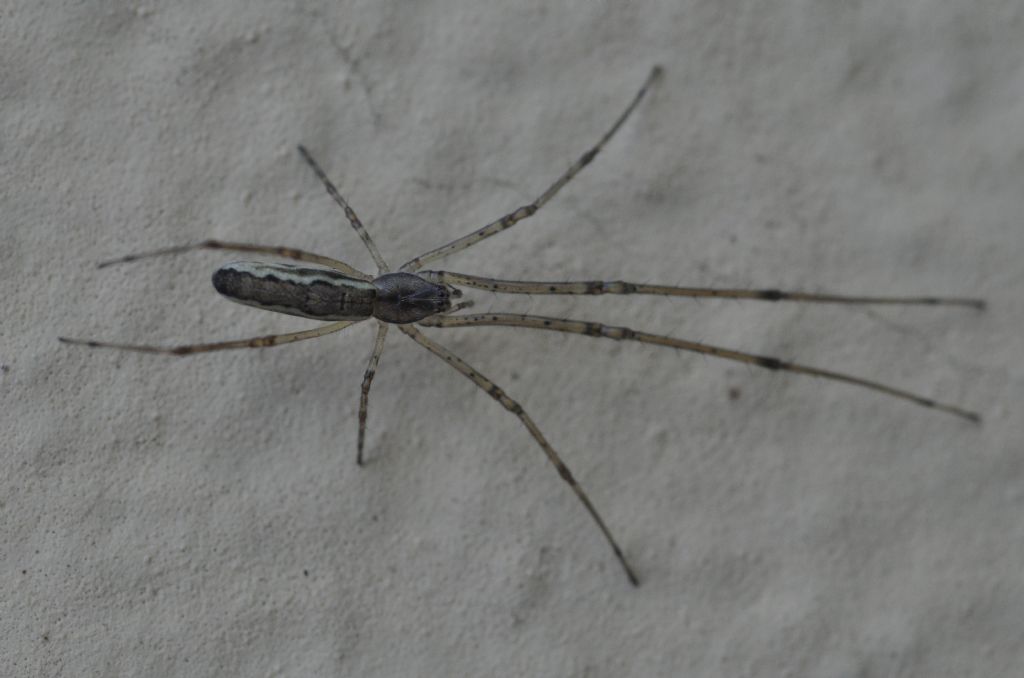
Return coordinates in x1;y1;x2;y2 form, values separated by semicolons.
212;262;376;321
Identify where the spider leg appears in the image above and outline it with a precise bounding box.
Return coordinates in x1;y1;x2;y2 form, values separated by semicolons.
97;240;371;280
357;322;389;466
400;66;663;272
59;321;358;356
398;324;640;586
297;145;391;274
421;271;986;309
419;313;982;423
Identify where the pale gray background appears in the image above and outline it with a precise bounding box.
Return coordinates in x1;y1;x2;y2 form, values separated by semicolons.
3;1;1022;676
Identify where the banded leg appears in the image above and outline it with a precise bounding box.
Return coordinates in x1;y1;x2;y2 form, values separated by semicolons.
97;240;371;280
297;145;390;274
398;324;640;586
59;321;357;356
357;321;389;466
422;271;986;309
419;313;982;423
400;66;663;272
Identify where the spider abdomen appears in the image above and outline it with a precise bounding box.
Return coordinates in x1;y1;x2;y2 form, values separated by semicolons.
212;262;376;320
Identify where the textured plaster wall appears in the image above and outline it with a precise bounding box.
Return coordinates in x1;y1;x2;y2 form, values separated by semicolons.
3;1;1023;676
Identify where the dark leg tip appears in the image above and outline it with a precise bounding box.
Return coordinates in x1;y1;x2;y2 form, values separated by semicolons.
96;256;128;269
57;337;94;347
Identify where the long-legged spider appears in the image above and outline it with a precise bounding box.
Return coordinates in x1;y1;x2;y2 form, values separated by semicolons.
61;66;983;586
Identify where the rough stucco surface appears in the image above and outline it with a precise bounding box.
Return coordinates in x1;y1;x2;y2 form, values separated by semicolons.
3;1;1022;676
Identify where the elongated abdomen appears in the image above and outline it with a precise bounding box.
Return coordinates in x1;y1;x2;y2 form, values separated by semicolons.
212;262;376;321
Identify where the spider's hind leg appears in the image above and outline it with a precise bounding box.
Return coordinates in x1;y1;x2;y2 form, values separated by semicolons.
97;240;370;280
59;321;358;356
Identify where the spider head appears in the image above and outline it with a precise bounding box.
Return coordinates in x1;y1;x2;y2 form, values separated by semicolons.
372;272;456;324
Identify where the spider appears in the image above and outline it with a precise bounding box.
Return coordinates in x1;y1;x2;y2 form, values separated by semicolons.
61;66;983;586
